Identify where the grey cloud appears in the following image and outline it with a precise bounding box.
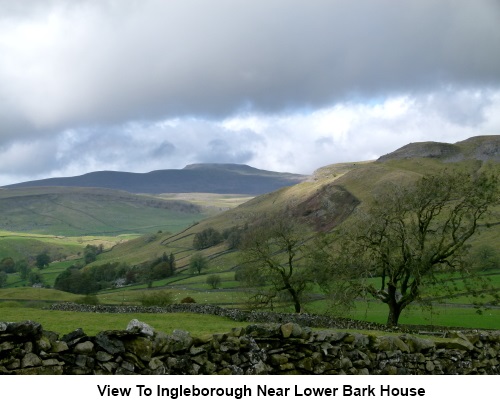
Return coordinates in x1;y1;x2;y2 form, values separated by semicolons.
0;138;60;178
195;138;255;164
415;88;495;127
1;0;500;142
0;118;262;184
150;141;176;159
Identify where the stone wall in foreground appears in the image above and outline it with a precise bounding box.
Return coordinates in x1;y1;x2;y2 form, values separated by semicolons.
1;319;499;375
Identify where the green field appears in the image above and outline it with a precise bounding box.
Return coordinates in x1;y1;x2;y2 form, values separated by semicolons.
1;261;499;331
0;303;249;336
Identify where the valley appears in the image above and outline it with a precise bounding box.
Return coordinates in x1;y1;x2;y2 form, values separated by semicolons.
0;136;499;334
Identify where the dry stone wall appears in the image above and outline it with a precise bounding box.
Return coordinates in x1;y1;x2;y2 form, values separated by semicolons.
46;302;455;333
1;318;499;375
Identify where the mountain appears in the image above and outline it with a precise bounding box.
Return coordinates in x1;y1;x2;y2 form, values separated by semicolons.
3;164;308;195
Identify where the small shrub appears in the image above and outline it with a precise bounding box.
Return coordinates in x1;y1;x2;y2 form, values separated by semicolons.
180;296;196;304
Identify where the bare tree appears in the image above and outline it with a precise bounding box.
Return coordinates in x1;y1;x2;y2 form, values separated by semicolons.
239;214;312;313
311;169;499;326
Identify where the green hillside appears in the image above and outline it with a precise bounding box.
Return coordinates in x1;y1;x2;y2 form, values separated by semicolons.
96;152;499;272
0;187;207;237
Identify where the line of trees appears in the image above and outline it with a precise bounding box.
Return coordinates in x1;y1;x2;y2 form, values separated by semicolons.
193;226;246;250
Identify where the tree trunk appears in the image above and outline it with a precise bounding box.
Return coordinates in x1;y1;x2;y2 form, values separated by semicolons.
286;284;302;313
386;302;402;327
386;284;402;326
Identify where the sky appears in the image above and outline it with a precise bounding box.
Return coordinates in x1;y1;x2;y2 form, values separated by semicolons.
1;0;499;185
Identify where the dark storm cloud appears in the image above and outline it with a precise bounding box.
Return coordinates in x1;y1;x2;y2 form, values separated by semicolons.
150;141;176;159
1;0;499;140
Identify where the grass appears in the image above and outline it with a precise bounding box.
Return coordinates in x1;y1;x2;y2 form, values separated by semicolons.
304;298;500;330
0;304;250;336
2;292;498;337
2;256;499;331
0;287;83;302
96;286;245;307
158;193;255;211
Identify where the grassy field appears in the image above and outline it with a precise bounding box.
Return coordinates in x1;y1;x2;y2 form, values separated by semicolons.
0;286;83;302
158;193;254;211
304;299;500;330
0;303;250;336
1;289;498;334
2;236;499;332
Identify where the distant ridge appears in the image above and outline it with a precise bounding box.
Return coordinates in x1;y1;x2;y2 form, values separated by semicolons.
377;135;500;162
3;164;308;195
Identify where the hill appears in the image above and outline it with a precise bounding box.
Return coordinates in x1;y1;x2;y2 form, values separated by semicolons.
0;187;206;237
3;164;307;195
95;135;500;270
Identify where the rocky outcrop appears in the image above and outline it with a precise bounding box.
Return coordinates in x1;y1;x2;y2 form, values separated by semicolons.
1;320;499;375
377;142;462;162
377;135;500;163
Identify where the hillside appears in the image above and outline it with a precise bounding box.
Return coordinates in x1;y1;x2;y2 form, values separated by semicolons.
3;164;307;195
0;187;206;237
95;135;500;271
